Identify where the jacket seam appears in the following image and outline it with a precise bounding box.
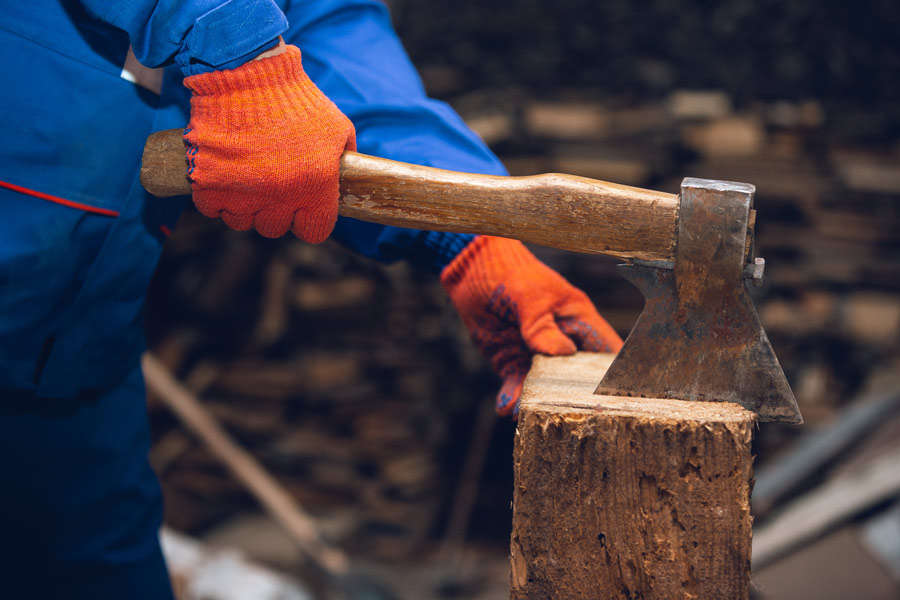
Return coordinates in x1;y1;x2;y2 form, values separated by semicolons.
0;180;120;217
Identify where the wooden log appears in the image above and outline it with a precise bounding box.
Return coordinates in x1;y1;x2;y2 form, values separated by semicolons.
510;353;757;600
524;102;611;139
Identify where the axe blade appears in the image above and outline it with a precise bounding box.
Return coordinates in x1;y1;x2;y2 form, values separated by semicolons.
594;263;802;423
594;178;802;424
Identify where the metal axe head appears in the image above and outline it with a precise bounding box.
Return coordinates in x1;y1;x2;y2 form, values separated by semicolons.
594;178;802;424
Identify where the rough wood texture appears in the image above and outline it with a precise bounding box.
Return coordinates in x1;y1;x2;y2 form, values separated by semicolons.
338;152;678;261
511;353;756;600
140;128;679;261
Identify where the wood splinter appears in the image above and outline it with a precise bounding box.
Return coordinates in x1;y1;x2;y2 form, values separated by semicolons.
511;353;756;600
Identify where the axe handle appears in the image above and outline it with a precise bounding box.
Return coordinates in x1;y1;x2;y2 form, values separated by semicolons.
141;128;679;261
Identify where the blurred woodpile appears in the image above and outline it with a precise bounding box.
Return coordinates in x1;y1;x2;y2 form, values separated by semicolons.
145;0;900;582
145;225;501;560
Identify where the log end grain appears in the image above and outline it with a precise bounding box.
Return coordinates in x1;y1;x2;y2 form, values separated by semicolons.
511;353;757;600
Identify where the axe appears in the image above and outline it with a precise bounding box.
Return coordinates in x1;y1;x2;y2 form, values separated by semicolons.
141;129;802;424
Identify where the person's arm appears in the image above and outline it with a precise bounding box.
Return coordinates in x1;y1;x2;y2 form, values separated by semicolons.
271;0;621;416
78;0;354;242
78;0;287;75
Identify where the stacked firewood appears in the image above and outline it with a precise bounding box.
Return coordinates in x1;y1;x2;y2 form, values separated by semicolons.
145;218;502;559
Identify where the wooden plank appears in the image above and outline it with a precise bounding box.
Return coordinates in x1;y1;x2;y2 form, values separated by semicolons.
510;353;756;600
524;102;611;139
753;444;900;570
752;384;900;515
141;352;350;577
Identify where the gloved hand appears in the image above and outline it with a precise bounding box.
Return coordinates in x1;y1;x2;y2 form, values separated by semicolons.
183;43;356;243
441;236;623;417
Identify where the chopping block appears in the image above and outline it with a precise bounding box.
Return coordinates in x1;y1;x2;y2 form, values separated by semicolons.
510;352;756;600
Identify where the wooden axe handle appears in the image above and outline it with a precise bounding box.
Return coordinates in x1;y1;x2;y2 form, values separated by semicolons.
141;128;679;261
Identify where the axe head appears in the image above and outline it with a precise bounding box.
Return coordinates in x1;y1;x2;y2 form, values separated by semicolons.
594;178;802;424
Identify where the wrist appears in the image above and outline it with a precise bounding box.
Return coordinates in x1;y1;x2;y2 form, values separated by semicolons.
253;36;287;61
415;231;476;274
441;236;534;288
175;0;289;76
440;236;539;312
184;45;308;101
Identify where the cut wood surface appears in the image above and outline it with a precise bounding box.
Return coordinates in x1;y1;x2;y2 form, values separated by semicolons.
511;353;757;600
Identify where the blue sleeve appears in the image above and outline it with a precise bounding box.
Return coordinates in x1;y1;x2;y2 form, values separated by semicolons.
285;0;508;273
78;0;287;75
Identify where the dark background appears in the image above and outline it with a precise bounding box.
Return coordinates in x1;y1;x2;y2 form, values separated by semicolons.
393;0;899;130
146;1;900;597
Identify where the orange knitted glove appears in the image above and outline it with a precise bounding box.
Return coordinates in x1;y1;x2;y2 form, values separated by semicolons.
441;236;623;417
183;45;356;243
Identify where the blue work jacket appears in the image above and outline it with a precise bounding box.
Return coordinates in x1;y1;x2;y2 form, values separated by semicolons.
0;0;506;398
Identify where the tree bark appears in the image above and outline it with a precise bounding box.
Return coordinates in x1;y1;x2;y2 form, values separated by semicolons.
510;353;756;600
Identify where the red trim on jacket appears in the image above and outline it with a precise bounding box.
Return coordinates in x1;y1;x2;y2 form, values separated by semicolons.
0;179;120;217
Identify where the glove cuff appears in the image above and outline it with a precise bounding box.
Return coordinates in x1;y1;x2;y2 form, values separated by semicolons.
184;46;326;124
440;235;537;308
415;231;476;274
